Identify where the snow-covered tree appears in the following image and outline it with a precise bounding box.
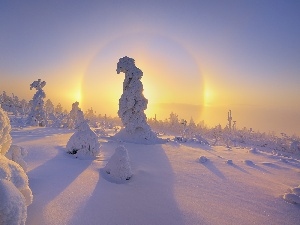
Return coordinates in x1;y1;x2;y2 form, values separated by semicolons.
0;91;19;115
85;107;98;127
66;110;100;159
115;56;162;144
55;103;63;115
45;99;54;115
0;107;12;155
67;101;85;129
26;79;47;126
104;145;132;181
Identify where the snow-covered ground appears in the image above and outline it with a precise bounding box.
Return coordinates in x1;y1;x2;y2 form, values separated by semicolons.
11;127;300;225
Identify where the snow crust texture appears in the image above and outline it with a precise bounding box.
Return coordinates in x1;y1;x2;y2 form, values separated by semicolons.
26;79;47;126
104;145;132;182
0;107;12;155
66;120;100;159
115;56;162;144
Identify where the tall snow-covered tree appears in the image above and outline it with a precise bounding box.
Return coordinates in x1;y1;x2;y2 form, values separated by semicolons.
26;79;47;126
115;56;162;144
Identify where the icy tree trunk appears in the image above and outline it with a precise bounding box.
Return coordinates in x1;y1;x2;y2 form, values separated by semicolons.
114;56;163;144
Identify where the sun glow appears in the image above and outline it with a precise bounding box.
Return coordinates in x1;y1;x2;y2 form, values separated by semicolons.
204;87;214;107
66;89;82;105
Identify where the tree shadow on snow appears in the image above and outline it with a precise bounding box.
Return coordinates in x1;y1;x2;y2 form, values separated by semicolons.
26;145;92;224
11;127;73;143
230;163;250;174
68;143;189;225
201;160;226;180
243;161;271;174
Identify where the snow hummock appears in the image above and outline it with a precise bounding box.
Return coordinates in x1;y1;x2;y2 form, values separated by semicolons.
0;179;27;225
291;187;300;196
66;119;100;159
199;155;208;163
248;147;259;154
283;193;300;204
226;159;233;165
0;155;33;206
115;56;164;144
0;107;12;155
6;145;28;172
103;145;132;182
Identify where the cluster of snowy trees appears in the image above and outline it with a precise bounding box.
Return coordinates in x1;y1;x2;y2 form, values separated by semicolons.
147;111;300;154
0;91;30;116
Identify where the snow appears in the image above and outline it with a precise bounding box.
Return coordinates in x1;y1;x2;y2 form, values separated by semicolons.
6;145;28;171
66;120;100;159
0;179;27;225
103;145;132;182
8;126;300;225
0;107;12;155
283;193;300;204
0;155;33;206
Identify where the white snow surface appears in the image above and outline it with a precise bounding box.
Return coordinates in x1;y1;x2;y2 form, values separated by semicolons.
10;127;300;225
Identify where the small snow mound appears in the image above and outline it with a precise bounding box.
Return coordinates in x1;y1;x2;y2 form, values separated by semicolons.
5;145;28;171
248;147;259;154
66;121;100;159
280;158;288;163
0;155;33;205
244;160;254;165
174;136;188;143
0;107;12;155
292;187;300;196
103;145;133;182
199;156;208;163
283;193;300;204
0;179;27;225
226;159;233;165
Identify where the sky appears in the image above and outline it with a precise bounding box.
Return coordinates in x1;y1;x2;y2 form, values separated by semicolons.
0;0;299;135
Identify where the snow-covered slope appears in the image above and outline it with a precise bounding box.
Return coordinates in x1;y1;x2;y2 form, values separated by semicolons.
10;127;300;225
